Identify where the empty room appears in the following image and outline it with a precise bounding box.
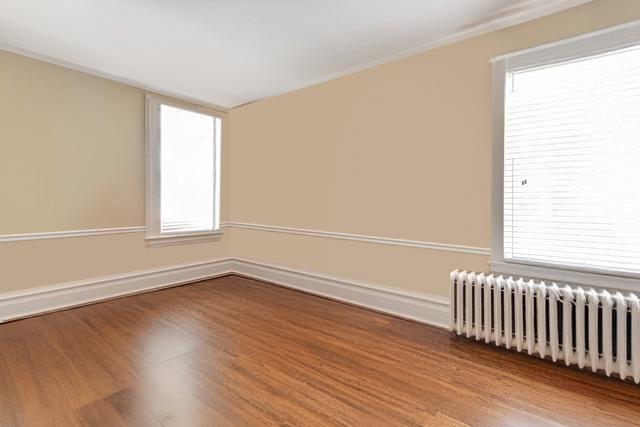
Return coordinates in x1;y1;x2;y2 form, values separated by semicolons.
2;0;640;425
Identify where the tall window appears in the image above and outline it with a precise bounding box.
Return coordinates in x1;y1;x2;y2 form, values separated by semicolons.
492;23;640;286
146;95;221;246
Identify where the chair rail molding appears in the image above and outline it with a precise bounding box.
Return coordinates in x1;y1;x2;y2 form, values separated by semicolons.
0;226;146;242
225;222;490;256
1;222;490;257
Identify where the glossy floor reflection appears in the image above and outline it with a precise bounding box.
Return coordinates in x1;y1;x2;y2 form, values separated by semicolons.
1;275;639;426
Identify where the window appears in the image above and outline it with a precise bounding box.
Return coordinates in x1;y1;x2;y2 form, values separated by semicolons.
491;22;640;289
146;94;222;246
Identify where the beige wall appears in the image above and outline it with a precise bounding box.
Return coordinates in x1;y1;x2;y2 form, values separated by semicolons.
3;0;640;298
0;233;229;293
0;51;146;233
228;0;640;297
0;50;230;293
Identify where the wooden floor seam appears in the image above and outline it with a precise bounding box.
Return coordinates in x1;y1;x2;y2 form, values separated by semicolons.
0;275;638;426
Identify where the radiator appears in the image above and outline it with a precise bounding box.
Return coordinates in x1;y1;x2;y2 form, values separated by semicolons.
449;270;640;383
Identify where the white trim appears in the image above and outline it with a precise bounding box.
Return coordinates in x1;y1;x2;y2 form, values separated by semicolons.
214;114;222;230
491;17;640;63
0;222;490;255
490;261;640;293
0;256;449;328
0;43;229;113
230;258;450;328
145;230;223;247
0;226;145;242
0;258;233;323
226;221;490;255
490;19;640;289
145;94;223;246
234;0;592;109
2;1;590;110
491;59;506;264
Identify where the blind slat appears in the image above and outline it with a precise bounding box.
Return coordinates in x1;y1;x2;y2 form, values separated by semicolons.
504;43;640;275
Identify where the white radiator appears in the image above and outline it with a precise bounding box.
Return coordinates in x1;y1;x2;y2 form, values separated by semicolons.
449;270;640;383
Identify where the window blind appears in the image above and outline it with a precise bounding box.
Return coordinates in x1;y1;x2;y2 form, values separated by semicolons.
504;44;640;275
160;104;216;233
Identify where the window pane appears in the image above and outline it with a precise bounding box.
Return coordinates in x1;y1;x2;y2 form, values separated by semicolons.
160;104;215;233
504;45;640;274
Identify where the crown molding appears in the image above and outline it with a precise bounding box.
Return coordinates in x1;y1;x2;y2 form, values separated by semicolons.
234;0;593;109
3;1;590;110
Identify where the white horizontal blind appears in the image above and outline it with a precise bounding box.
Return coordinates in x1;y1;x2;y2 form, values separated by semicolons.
160;104;216;233
504;44;640;275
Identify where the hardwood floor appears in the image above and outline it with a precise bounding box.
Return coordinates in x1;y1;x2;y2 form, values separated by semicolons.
1;275;639;426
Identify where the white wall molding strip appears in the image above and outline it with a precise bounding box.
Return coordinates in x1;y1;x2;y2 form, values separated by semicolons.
0;256;448;328
0;226;146;242
226;222;490;256
0;222;491;257
0;258;233;322
2;1;589;110
230;257;450;328
234;0;592;108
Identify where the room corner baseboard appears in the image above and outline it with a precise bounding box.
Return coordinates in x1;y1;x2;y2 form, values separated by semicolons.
230;258;450;329
0;258;234;323
0;257;449;329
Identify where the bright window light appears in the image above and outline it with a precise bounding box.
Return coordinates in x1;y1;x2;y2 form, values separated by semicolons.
504;45;640;275
160;104;216;233
145;94;221;246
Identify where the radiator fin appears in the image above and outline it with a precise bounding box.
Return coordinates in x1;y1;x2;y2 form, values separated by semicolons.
504;278;513;350
602;291;613;376
450;270;638;384
465;272;474;338
484;275;493;344
515;279;524;352
537;284;547;359
616;292;628;380
587;289;599;373
631;293;640;384
475;273;484;341
575;287;586;369
562;286;573;367
494;276;503;347
549;284;559;362
525;280;535;356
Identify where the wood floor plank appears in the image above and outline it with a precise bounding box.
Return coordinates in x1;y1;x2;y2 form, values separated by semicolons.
0;274;639;426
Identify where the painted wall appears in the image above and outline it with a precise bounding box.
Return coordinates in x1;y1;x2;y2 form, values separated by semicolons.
0;50;230;293
2;0;639;299
228;0;640;298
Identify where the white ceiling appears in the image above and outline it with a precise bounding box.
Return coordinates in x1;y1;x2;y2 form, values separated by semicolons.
0;0;591;109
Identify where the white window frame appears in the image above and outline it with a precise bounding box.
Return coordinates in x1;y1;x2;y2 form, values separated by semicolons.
145;94;222;247
490;20;640;292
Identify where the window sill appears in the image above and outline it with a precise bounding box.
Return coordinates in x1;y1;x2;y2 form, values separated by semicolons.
146;230;223;247
489;261;640;293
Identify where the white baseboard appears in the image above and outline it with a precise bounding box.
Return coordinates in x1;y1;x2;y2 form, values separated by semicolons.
0;257;449;328
230;258;450;329
0;258;233;322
